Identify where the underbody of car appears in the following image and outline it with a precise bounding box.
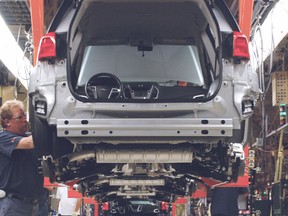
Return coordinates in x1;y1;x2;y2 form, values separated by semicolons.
100;198;171;216
28;0;260;202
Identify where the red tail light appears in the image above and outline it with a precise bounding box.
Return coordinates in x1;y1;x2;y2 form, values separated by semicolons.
161;201;168;211
38;32;57;61
233;31;250;60
102;202;109;211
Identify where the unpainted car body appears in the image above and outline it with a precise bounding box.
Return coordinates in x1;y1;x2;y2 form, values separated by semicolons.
29;0;260;202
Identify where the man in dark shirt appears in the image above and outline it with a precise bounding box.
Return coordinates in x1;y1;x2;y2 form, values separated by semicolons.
210;186;249;216
0;100;43;215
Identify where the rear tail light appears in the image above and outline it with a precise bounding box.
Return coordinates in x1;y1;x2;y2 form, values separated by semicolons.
38;32;57;61
102;202;109;211
233;31;250;60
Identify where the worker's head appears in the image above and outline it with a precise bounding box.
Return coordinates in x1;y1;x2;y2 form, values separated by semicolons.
0;100;28;135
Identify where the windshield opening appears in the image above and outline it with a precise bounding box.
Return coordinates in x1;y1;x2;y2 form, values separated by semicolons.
72;43;212;102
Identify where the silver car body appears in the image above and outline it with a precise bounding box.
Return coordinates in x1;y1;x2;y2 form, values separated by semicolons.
29;0;260;201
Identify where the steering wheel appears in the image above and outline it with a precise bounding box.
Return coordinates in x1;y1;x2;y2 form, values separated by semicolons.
85;73;123;99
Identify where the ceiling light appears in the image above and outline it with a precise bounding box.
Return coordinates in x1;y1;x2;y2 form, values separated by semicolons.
0;15;32;90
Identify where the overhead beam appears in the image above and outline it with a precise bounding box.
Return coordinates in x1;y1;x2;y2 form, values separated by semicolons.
29;0;44;65
238;0;254;41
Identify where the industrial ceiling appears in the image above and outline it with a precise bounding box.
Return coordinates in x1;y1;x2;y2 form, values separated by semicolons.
0;0;276;65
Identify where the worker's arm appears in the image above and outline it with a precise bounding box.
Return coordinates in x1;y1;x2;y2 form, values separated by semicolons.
15;135;34;149
75;198;82;212
74;198;82;216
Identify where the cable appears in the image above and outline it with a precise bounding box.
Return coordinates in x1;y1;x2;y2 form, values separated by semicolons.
251;2;278;145
12;23;32;102
263;5;276;97
266;109;279;134
255;147;276;153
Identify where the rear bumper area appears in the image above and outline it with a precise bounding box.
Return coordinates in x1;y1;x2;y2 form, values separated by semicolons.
57;118;233;137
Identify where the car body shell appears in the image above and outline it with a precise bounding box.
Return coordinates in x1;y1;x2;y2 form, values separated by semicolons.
28;0;260;201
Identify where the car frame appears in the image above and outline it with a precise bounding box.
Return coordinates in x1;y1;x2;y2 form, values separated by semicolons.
29;0;260;202
100;198;171;216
